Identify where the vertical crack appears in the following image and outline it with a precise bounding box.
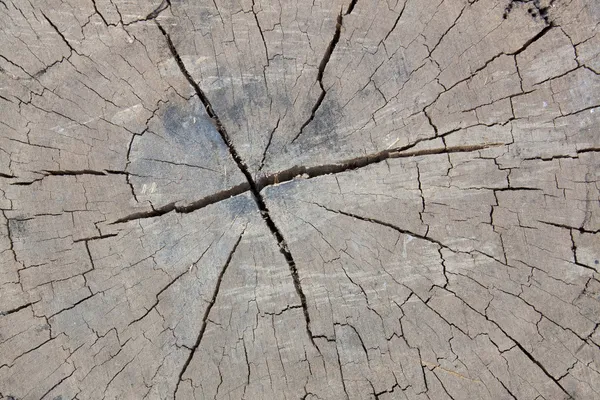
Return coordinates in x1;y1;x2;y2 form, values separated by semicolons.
569;229;597;273
156;22;320;351
250;0;269;64
174;231;244;398
250;0;272;89
291;1;358;143
2;211;19;264
345;0;359;15
383;0;408;43
259;117;280;172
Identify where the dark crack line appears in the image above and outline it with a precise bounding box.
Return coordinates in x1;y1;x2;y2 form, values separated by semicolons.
291;1;358;143
11;169;133;186
156;21;320;352
250;0;269;69
441;287;575;398
419;24;554;135
124;0;171;25
311;203;457;289
258;117;280;172
90;0;111;26
41;11;78;56
139;158;219;173
110;182;250;224
128;241;216;327
383;0;408;43
73;234;118;243
3;210;20;265
501;325;573;397
345;0;358;15
255;142;502;192
0;301;37;316
47;293;95;319
111;140;500;224
512;23;554;56
104;354;140;398
7;336;56;368
173;232;244;398
570;229;599;274
38;367;75;400
312;203;442;247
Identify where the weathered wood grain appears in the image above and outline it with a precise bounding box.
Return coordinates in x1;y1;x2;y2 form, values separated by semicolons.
1;0;599;399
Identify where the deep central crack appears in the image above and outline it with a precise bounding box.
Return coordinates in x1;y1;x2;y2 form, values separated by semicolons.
156;22;319;351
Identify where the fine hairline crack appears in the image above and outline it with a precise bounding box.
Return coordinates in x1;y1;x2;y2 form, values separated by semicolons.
155;21;319;351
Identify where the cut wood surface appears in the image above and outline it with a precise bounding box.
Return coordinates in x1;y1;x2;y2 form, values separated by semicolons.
1;0;599;399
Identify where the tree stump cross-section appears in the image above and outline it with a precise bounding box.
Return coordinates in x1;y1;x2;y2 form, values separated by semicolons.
1;0;599;399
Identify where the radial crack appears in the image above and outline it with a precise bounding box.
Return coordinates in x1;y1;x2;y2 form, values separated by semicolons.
255;142;502;192
292;0;358;143
173;231;244;398
111;141;501;225
110;182;250;224
156;21;320;351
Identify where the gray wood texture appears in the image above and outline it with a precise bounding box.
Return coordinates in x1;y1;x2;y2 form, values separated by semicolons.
1;0;599;399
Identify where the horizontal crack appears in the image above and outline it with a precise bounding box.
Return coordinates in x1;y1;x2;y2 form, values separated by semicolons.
110;182;250;224
256;142;503;191
11;169;130;185
110;141;501;224
0;301;37;316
